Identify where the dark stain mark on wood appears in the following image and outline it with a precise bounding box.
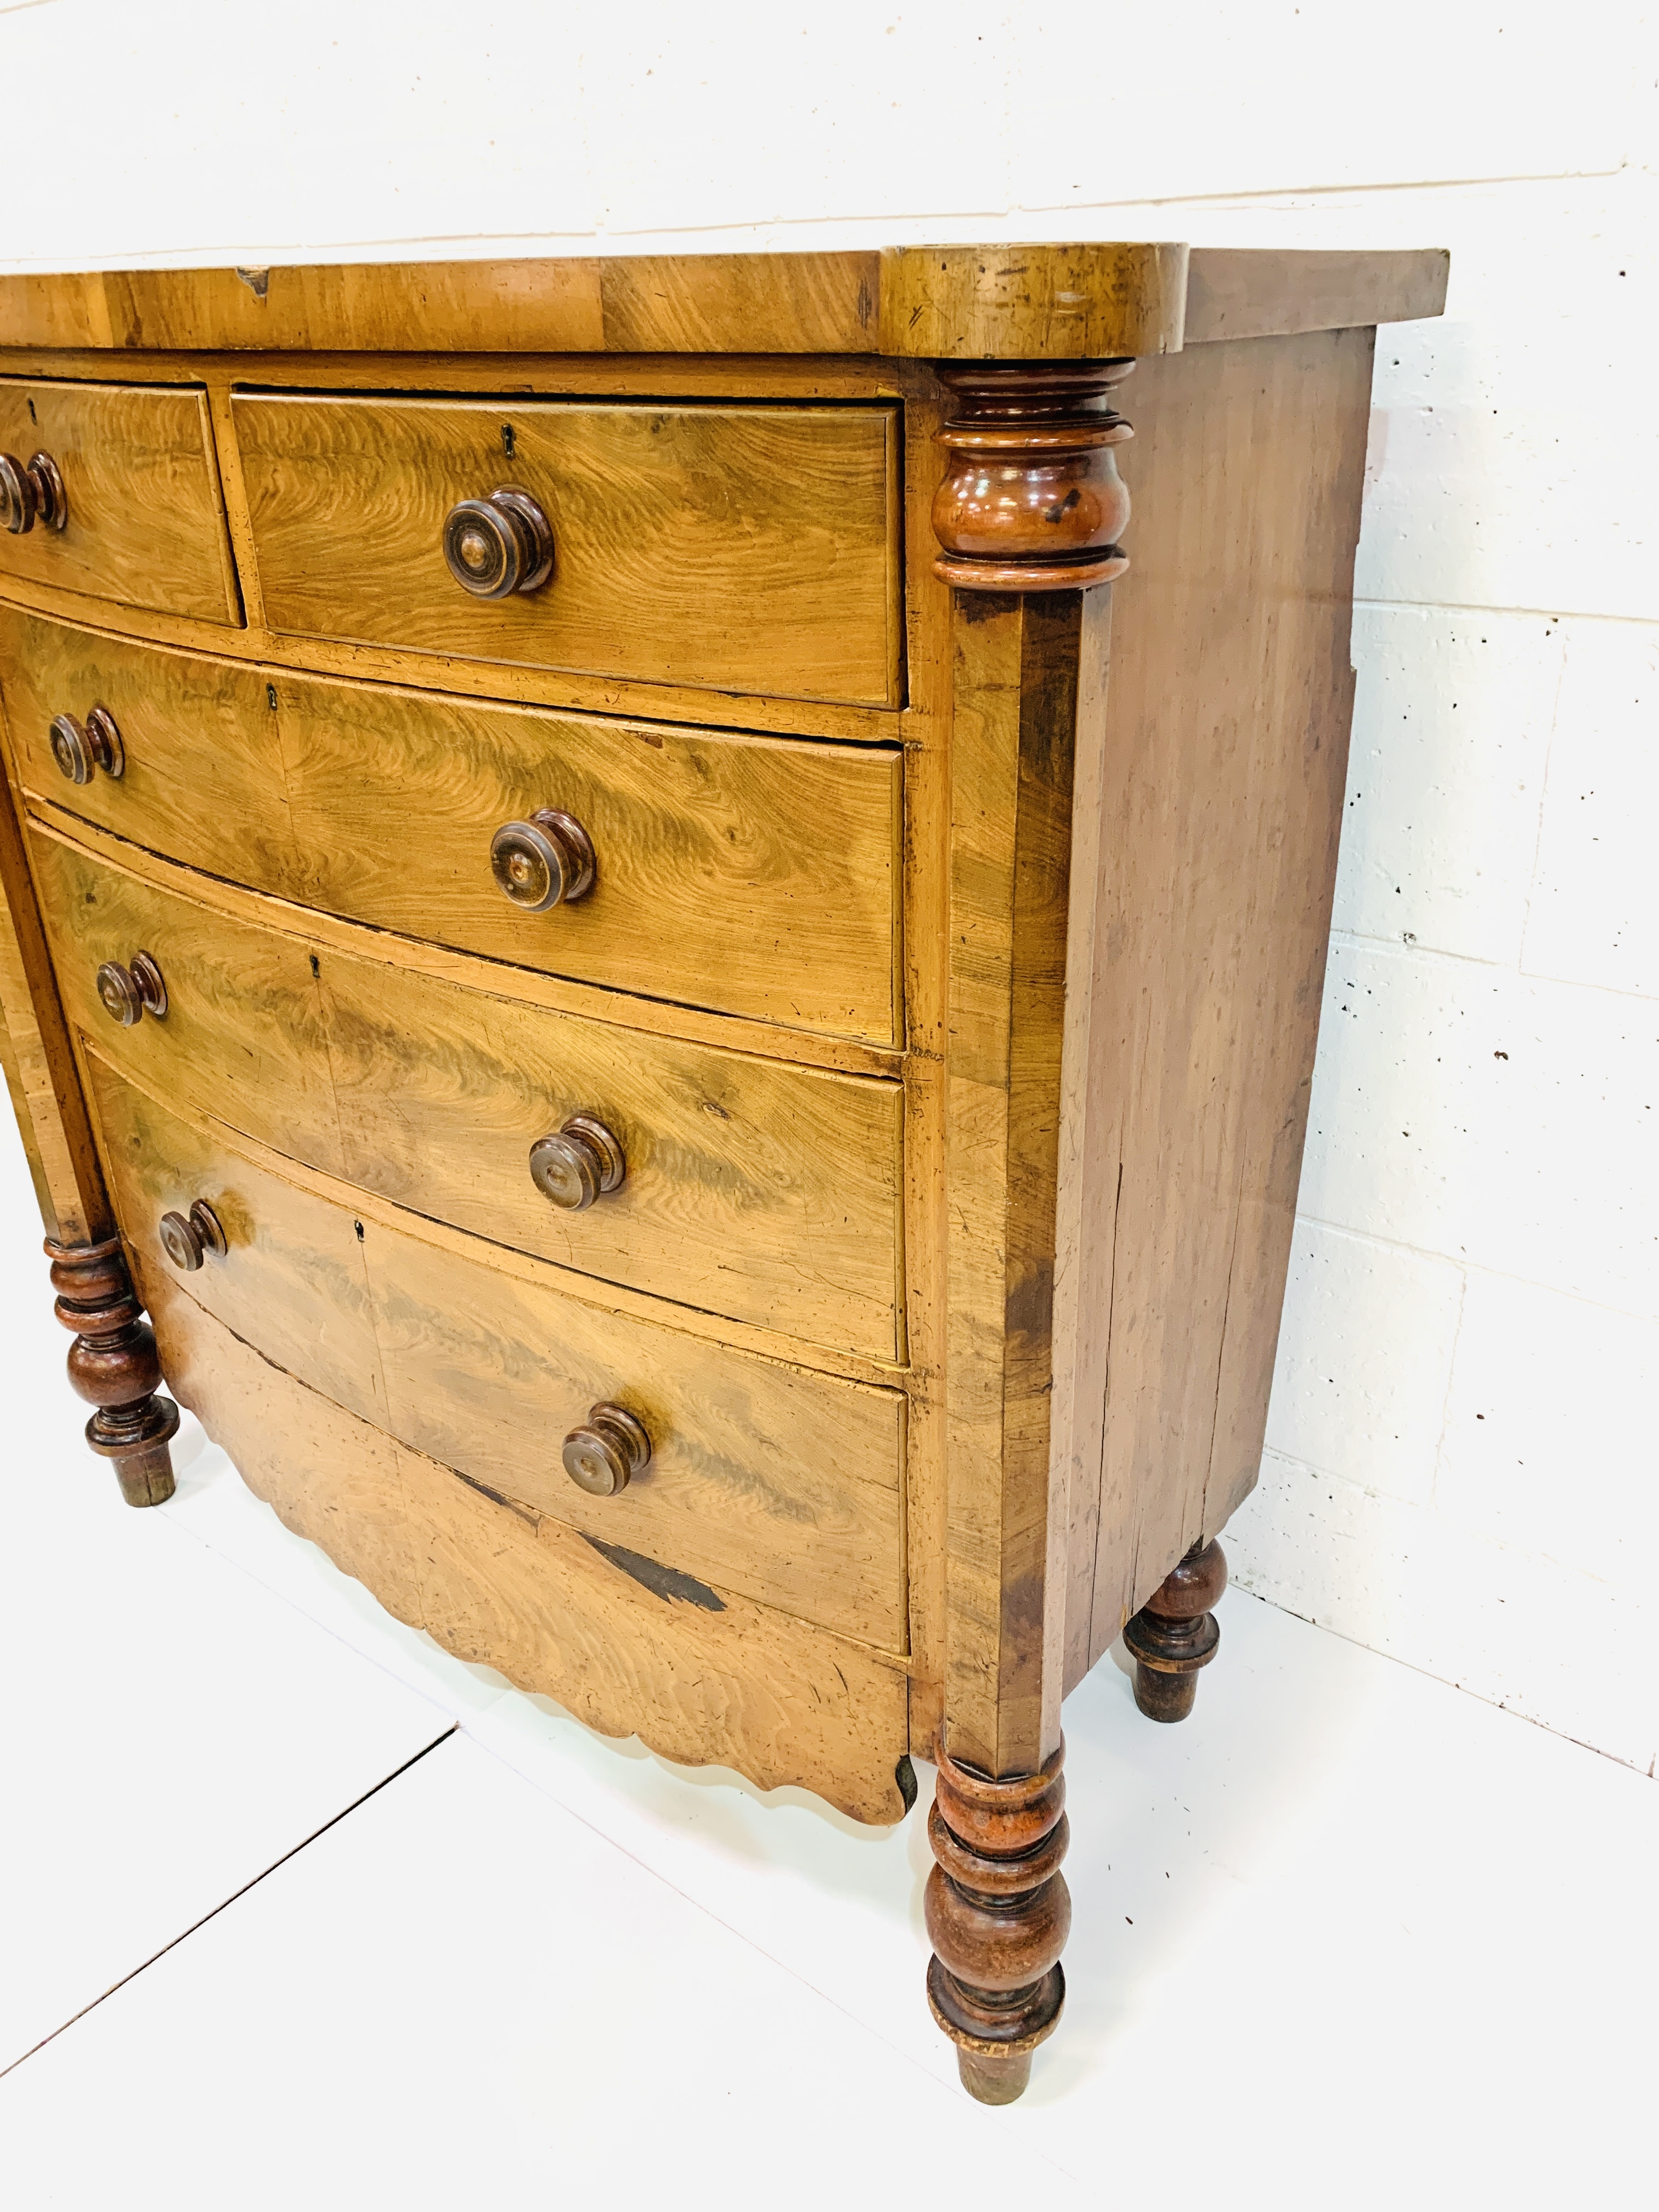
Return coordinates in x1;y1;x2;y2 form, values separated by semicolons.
583;1535;726;1612
895;1756;918;1815
450;1465;542;1528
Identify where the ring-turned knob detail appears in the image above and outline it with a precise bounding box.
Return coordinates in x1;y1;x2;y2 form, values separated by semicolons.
95;950;168;1026
442;486;554;599
49;705;125;785
0;449;68;533
490;809;595;912
562;1402;652;1497
157;1200;227;1273
529;1115;626;1211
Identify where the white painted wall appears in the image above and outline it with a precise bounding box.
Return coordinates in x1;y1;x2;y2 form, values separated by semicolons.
2;2;1654;1770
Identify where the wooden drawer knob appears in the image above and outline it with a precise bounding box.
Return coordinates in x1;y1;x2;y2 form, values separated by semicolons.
490;809;595;911
562;1402;652;1497
49;706;125;785
442;486;554;599
0;449;67;534
158;1200;227;1273
529;1115;625;1211
95;950;168;1026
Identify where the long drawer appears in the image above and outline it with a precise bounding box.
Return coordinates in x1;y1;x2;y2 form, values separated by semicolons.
231;391;901;706
33;832;905;1361
92;1058;907;1652
148;1280;912;1825
2;610;904;1045
0;376;239;622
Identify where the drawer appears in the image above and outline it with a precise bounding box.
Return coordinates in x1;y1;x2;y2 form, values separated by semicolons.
0;608;295;890
148;1282;912;1824
93;1060;908;1651
32;828;337;1169
11;612;902;1044
274;669;902;1044
0;377;239;623
36;833;905;1359
231;391;900;706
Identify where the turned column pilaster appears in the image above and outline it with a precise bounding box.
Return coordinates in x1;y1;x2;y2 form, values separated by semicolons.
931;358;1135;592
46;1234;179;1506
926;1738;1070;2105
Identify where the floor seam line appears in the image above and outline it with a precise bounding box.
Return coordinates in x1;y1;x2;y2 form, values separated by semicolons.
0;1723;460;2080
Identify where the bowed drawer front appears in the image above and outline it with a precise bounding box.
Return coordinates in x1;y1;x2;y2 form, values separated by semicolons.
231;392;902;706
31;832;905;1359
92;1059;908;1651
0;377;238;622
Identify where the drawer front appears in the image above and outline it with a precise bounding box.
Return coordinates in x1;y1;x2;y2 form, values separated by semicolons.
0;608;294;889
149;1283;911;1824
0;377;238;622
94;1062;907;1651
275;670;902;1044
35;837;904;1359
232;392;900;706
32;830;337;1169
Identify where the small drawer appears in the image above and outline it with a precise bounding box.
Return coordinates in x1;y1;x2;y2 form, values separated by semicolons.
34;834;905;1361
0;608;294;889
93;1060;908;1652
231;391;901;706
0;376;239;623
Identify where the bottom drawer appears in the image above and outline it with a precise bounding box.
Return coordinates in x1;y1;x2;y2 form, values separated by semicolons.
89;1054;908;1654
148;1280;913;1825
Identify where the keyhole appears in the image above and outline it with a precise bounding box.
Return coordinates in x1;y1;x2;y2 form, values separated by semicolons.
501;422;516;460
26;398;36;424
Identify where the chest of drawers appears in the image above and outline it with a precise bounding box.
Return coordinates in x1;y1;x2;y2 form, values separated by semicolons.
0;241;1446;2102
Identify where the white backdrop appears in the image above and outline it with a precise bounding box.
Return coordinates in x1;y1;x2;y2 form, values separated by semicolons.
1;1;1653;1771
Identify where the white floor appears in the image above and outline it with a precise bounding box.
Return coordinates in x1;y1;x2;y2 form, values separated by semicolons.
1;1120;1654;2210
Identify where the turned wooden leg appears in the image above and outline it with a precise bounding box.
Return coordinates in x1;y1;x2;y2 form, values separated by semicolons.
1124;1537;1227;1722
46;1234;179;1506
925;1736;1069;2105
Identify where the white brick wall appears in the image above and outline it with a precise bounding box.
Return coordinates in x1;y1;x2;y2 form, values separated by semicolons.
3;1;1653;1768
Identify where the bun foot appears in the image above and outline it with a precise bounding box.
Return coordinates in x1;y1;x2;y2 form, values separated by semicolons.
1124;1537;1227;1722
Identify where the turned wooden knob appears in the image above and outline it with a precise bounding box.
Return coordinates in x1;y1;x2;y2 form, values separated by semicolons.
157;1200;227;1273
0;449;67;534
490;809;595;912
442;486;554;599
529;1115;625;1211
95;950;168;1026
49;705;125;785
562;1401;651;1497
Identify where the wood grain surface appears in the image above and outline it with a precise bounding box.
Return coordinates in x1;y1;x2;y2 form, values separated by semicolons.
30;824;905;1357
233;392;901;706
0;377;238;622
942;591;1098;1779
879;242;1188;359
1060;326;1376;1683
0;607;296;891
273;668;903;1043
0;246;1446;357
318;952;905;1361
94;1059;907;1650
31;830;341;1171
147;1277;913;1823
